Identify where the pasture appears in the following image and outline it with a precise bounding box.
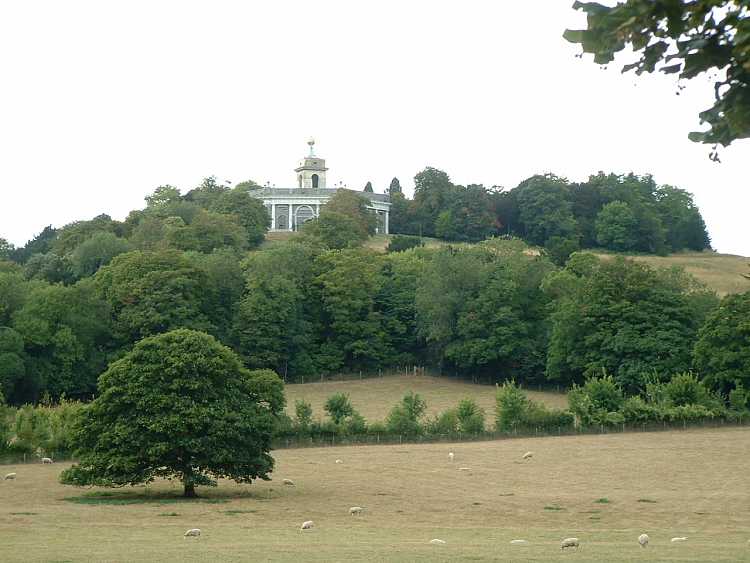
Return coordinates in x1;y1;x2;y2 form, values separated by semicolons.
284;374;568;421
2;427;749;562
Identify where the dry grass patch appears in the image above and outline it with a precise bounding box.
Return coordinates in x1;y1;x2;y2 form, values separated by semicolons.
284;374;567;421
1;428;749;562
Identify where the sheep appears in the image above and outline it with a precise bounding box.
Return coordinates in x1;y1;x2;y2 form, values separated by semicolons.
282;478;295;486
671;537;688;543
448;452;454;462
349;506;364;516
509;539;529;545
522;451;533;460
183;528;201;538
458;467;471;471
41;457;53;464
560;537;579;550
335;459;343;464
429;539;446;545
638;533;649;548
4;473;17;480
300;520;314;531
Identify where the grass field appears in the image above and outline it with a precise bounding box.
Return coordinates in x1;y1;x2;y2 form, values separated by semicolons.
593;251;749;296
2;427;749;562
284;374;568;422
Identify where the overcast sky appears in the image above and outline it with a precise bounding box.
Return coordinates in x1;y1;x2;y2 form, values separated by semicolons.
1;1;747;255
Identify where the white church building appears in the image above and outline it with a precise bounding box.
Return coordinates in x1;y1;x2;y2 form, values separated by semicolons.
248;139;391;233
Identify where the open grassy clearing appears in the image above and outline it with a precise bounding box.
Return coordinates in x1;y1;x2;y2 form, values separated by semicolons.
1;427;749;562
593;251;749;296
284;374;568;421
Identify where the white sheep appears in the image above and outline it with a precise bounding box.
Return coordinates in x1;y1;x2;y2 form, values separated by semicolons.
183;528;201;538
448;452;454;462
429;539;446;545
671;537;688;543
300;520;314;531
335;459;343;464
41;457;53;464
509;539;528;545
282;478;295;486
638;533;649;548
349;506;364;516
4;472;17;480
458;467;471;471
561;537;579;550
522;451;533;460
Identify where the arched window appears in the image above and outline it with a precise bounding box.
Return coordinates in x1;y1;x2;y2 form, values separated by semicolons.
294;205;315;231
312;174;319;188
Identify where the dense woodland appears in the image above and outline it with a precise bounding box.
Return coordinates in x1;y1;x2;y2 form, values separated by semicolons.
0;169;745;415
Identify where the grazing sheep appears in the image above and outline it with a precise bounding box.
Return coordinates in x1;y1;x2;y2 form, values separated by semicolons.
638;533;649;548
183;528;201;538
429;539;446;545
510;539;528;545
349;506;364;516
335;459;343;464
41;457;53;464
458;467;471;471
561;537;579;550
448;452;454;462
522;451;533;460
671;537;687;543
300;520;314;531
282;478;295;486
4;473;17;480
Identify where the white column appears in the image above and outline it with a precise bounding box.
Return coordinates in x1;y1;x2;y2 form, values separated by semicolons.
315;203;320;217
385;210;389;234
271;203;276;230
288;204;293;230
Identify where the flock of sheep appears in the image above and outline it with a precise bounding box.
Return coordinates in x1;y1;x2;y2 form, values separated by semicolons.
0;451;703;552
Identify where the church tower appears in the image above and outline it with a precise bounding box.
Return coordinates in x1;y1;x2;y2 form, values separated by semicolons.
294;138;328;189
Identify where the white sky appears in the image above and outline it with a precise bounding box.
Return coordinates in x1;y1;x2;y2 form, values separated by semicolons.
1;1;747;255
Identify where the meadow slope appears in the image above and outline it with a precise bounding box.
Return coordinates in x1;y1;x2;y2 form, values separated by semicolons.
2;428;749;562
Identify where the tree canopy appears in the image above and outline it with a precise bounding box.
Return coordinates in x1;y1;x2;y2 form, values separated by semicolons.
564;0;750;148
59;329;284;497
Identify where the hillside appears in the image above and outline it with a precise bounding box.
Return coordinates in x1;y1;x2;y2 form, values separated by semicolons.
284;374;567;422
593;250;750;296
3;427;749;562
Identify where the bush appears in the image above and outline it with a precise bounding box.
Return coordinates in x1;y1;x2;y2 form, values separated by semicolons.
495;380;529;432
621;396;662;423
324;393;355;425
581;372;624;412
664;372;710;407
729;384;750;412
340;412;368;435
386;392;427;436
367;421;387;435
568;375;625;428
523;402;575;429
294;399;313;430
664;404;716;422
426;409;459;435
386;235;424;253
456;398;485;434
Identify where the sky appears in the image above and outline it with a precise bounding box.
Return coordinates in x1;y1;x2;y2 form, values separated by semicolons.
0;1;747;255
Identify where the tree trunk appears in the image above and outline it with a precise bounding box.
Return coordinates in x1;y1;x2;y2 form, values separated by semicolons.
184;481;196;498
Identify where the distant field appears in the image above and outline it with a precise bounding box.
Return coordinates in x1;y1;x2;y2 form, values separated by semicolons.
2;427;749;562
284;374;568;422
593;251;749;296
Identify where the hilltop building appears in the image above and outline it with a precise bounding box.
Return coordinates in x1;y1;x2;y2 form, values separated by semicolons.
248;139;391;233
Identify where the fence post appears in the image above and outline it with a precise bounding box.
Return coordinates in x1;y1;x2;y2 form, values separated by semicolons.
399;435;402;444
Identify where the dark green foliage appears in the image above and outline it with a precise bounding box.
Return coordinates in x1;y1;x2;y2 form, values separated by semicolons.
545;235;580;267
294;399;313;429
204;183;269;248
693;291;750;393
299;211;368;249
0;238;14;261
388;177;402;195
386;235;423;253
12;280;111;403
94;250;212;344
565;0;750;147
363;181;374;193
10;226;57;264
514;174;577;247
546;255;718;392
322;189;376;238
59;329;284;497
24;252;74;285
324;393;355;425
53;215;128;256
412;167;453;237
495;380;574;431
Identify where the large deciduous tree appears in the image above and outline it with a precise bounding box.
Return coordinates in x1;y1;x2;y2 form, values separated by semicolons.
60;329;285;497
693;291;750;393
564;0;750;148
